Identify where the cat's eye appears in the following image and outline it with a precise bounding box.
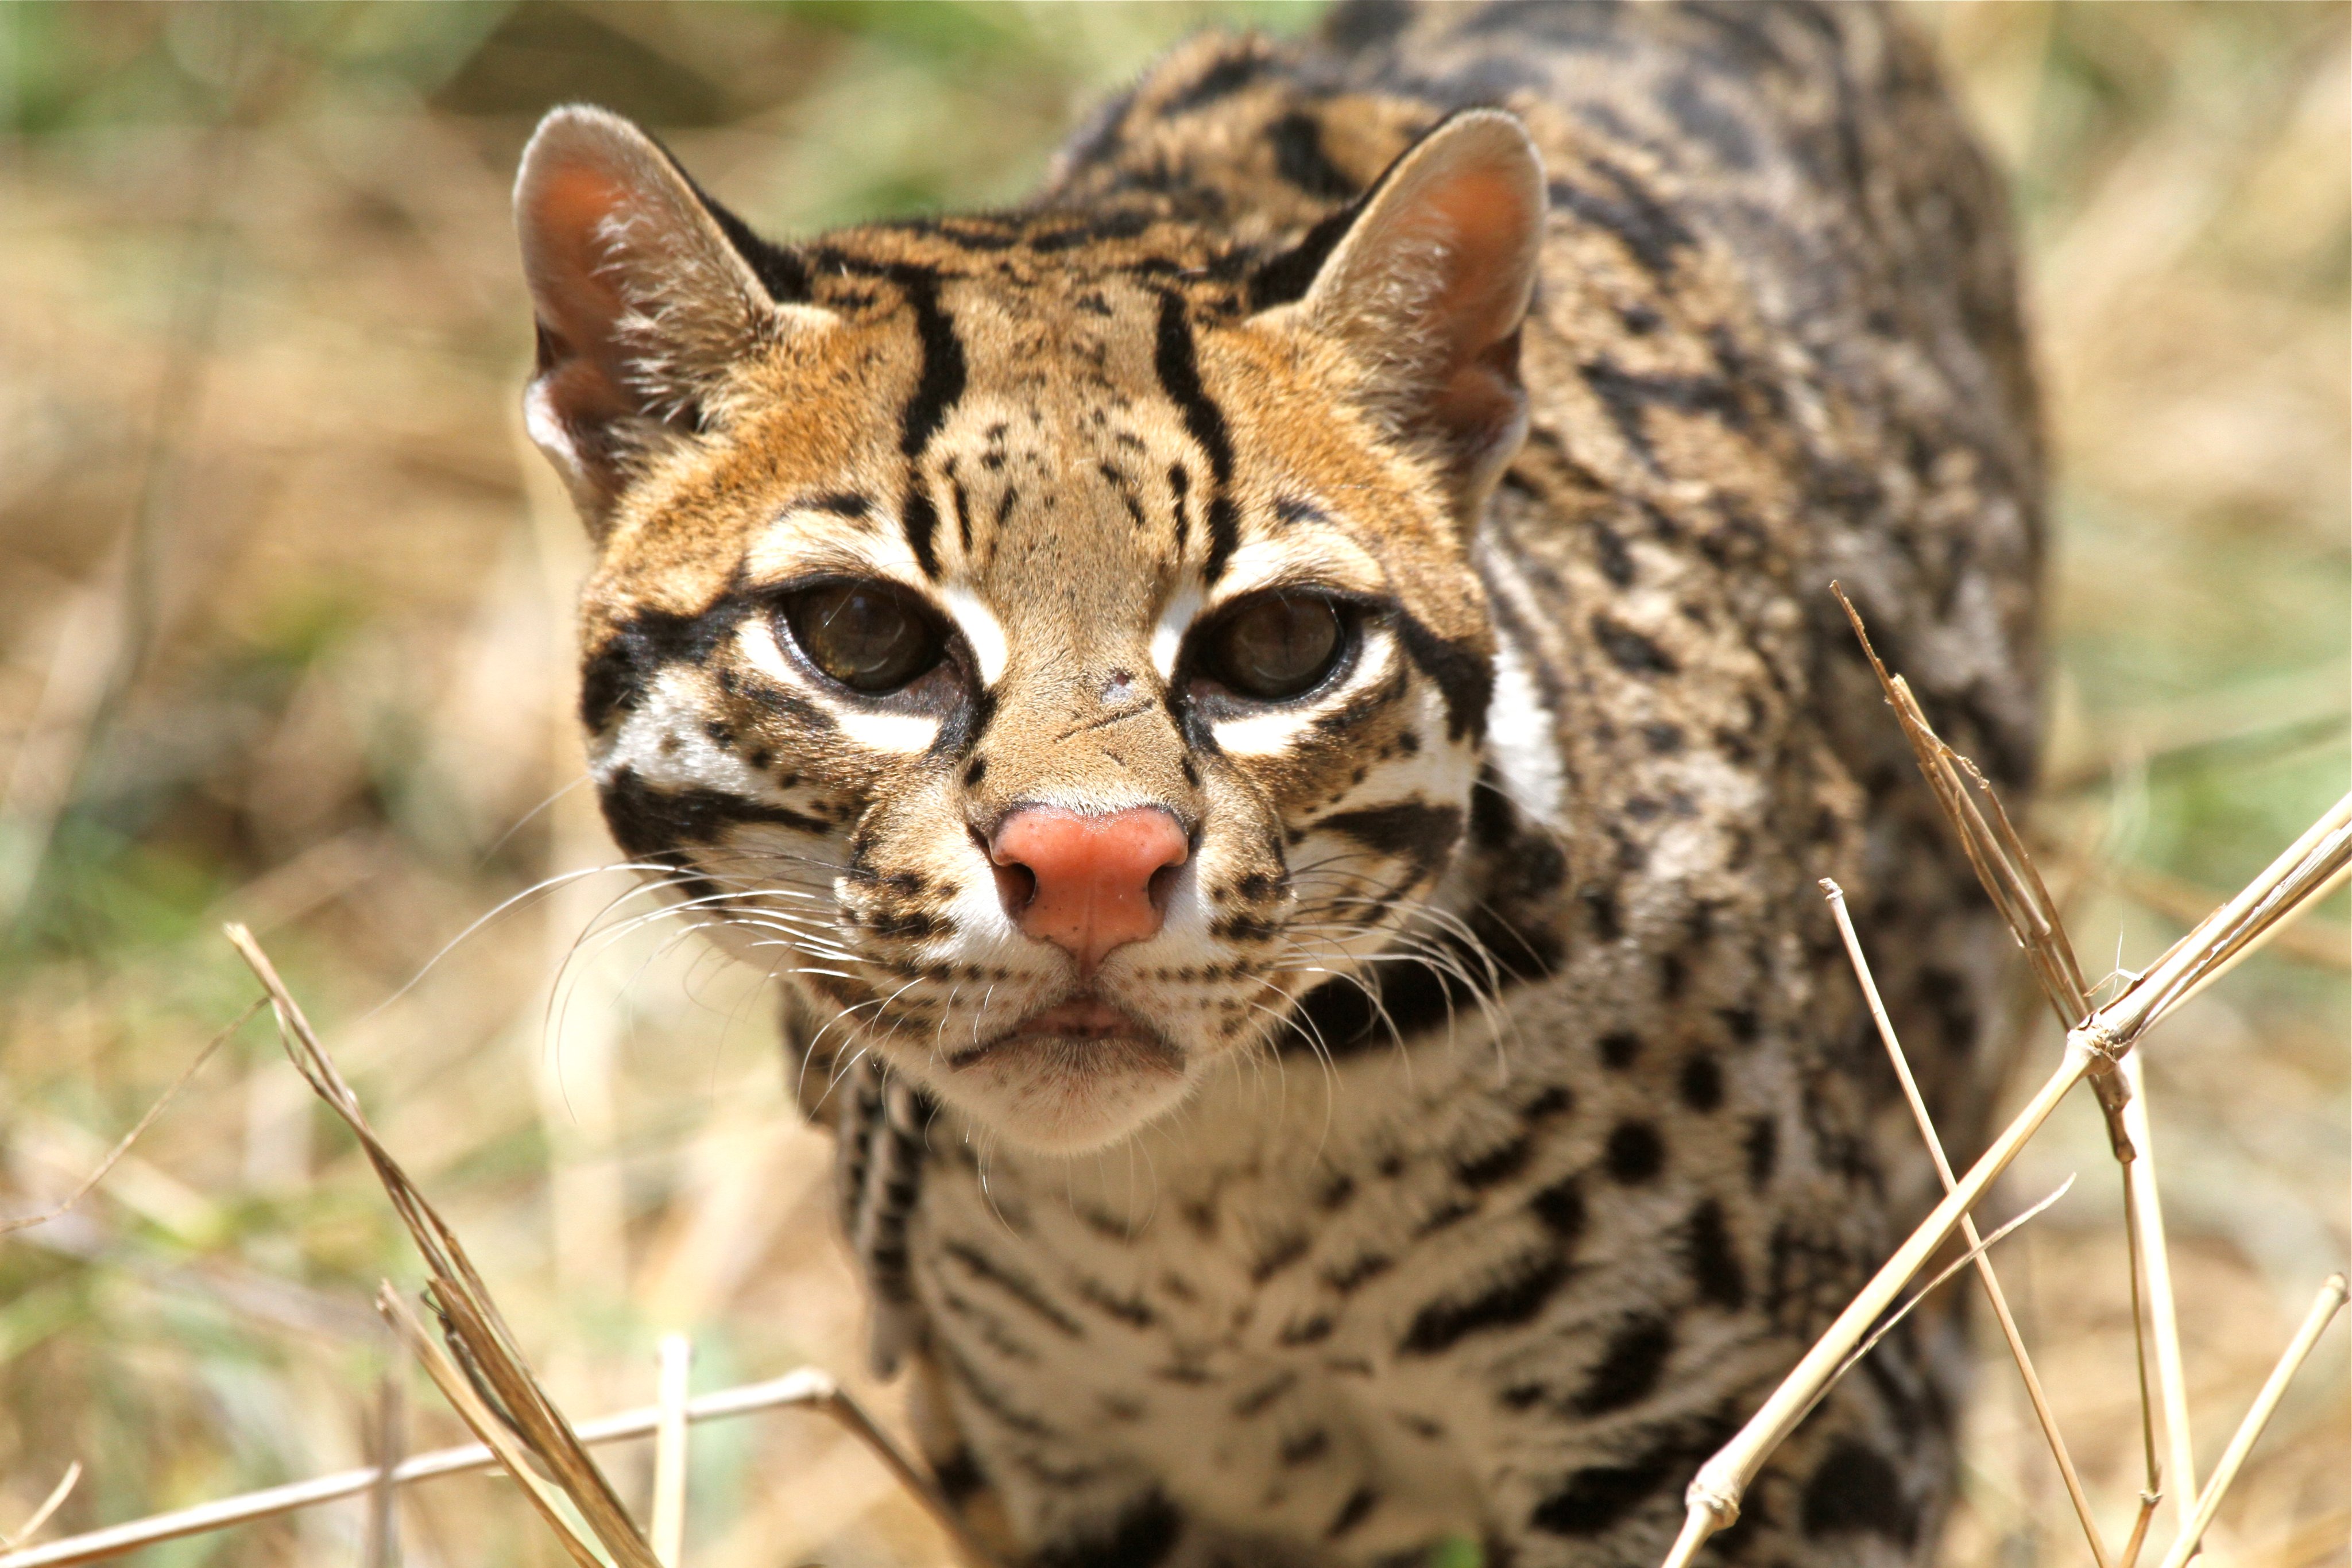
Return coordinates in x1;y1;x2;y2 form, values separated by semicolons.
779;581;946;694
1195;592;1348;701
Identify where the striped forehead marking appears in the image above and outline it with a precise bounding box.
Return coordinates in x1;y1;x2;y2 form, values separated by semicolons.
895;269;968;580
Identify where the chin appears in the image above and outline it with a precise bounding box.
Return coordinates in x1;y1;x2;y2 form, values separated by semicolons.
902;1021;1197;1155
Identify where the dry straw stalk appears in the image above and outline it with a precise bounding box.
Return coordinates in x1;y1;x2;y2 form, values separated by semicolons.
1658;595;2352;1567
2;926;1001;1568
0;1373;844;1568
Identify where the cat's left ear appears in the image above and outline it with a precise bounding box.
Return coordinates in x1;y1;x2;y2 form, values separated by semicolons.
1258;110;1545;512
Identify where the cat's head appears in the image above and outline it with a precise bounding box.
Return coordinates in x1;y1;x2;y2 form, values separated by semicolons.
514;103;1545;1152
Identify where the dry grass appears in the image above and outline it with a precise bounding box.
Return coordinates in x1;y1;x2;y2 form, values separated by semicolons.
1;3;2344;1565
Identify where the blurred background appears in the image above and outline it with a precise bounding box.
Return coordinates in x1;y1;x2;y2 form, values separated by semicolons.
0;3;2343;1565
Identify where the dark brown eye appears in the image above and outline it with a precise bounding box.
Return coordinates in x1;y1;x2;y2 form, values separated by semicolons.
1198;593;1347;700
780;581;944;694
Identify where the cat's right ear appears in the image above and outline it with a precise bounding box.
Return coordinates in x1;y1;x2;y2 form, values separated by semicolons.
514;105;821;532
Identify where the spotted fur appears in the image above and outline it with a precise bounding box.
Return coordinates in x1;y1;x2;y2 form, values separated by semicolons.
515;3;2040;1565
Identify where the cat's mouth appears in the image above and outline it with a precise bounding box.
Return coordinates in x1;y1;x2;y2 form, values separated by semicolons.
946;997;1184;1078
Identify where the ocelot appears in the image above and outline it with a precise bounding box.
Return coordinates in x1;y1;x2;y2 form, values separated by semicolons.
512;2;2040;1563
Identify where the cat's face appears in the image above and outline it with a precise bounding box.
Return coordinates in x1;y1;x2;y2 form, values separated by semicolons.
516;107;1542;1151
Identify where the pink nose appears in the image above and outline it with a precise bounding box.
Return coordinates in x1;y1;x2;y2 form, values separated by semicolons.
989;806;1189;974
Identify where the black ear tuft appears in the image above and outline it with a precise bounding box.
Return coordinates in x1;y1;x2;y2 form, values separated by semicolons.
513;105;825;532
1260;110;1546;513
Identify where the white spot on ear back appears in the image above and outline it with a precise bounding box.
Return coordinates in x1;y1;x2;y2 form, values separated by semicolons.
1152;586;1202;680
524;383;590;491
943;586;1008;687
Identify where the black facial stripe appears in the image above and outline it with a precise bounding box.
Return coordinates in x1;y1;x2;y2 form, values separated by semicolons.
892;266;968;578
949;464;974;557
598;767;834;860
1394;610;1494;742
1152;291;1239;583
1305;802;1464;882
1167;463;1191;555
581;590;757;734
1282;904;1558;1060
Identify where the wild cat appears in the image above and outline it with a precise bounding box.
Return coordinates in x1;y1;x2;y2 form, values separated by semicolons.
510;3;2038;1563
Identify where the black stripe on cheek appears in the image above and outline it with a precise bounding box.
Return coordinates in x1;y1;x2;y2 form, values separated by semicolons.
598;767;836;857
1394;611;1494;743
893;267;966;578
1152;292;1237;582
1305;802;1464;882
903;490;943;580
1167;463;1191;555
579;589;758;734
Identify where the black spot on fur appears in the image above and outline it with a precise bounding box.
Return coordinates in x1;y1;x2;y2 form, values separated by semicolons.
1604;1121;1665;1184
1581;358;1747;468
1589;520;1636;586
1572;1316;1674;1416
1269;111;1357;200
1801;1441;1917;1545
1400;1252;1571;1355
931;1448;987;1504
1248;198;1364;310
1321;0;1414;51
1530;1176;1585;1240
1682;1197;1748;1310
1326;1485;1380;1539
1453;1133;1534;1188
1036;1490;1186;1568
1678;1053;1724;1110
941;1241;1084;1339
1546;157;1695;277
1529;1455;1678;1538
1168;52;1268;114
1597;1030;1642;1069
1745;1116;1779;1187
1591;613;1678;676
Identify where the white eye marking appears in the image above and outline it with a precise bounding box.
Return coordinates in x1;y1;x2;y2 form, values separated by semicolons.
837;709;941;752
734;618;939;753
1152;586;1202;680
1487;630;1562;826
737;617;795;687
942;586;1008;687
1208;629;1396;756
